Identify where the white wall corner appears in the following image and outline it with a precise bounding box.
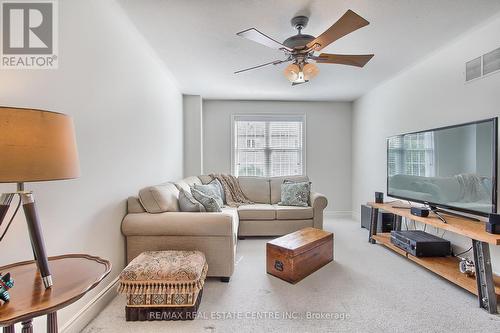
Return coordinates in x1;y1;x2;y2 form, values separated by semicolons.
183;94;204;177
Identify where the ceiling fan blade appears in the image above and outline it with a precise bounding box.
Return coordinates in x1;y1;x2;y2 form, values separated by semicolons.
234;59;289;74
307;10;369;51
236;28;292;51
314;53;374;67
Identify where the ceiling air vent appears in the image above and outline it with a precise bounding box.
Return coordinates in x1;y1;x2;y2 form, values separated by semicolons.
465;46;500;82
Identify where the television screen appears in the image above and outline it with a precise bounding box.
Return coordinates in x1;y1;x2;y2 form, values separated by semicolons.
387;118;497;216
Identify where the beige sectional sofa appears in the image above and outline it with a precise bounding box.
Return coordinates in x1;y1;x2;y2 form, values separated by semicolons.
121;175;328;282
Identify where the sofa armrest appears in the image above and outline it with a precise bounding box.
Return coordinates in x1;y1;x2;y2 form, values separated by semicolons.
310;191;328;210
310;191;328;229
121;212;234;237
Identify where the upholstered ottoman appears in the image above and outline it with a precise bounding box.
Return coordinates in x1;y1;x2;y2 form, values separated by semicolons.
118;250;208;321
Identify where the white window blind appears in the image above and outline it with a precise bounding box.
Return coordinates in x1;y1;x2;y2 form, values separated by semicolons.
232;114;305;177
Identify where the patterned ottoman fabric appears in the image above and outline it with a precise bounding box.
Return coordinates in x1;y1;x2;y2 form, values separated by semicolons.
118;250;208;307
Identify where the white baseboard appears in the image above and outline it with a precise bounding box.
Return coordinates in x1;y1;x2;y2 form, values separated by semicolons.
61;276;119;333
351;211;361;221
324;210;353;218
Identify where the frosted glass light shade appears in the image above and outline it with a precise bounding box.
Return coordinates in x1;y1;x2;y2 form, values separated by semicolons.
0;107;80;183
284;63;300;82
303;63;319;80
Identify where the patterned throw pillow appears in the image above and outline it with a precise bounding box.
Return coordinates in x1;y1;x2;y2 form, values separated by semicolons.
178;188;206;212
279;181;311;207
191;188;222;212
193;182;224;207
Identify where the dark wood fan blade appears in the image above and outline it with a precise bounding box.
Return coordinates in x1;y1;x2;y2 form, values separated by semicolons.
237;28;292;51
314;53;374;67
234;59;289;74
307;10;369;51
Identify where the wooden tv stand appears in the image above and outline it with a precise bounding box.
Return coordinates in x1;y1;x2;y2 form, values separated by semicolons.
367;201;500;314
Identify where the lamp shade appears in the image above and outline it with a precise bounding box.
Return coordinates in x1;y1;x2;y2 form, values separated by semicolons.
0;107;80;183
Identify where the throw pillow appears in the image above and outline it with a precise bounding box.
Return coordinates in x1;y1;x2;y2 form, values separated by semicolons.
193;182;224;207
178;188;206;212
279;181;311;207
210;178;226;204
191;188;222;212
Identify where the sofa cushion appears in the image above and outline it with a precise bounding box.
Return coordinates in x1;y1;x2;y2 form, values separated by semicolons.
127;196;146;214
179;188;206;212
191;188;222;212
279;181;310;207
197;176;226;202
274;205;313;220
174;176;203;193
193;182;224;207
210;179;226;204
237;204;275;220
270;176;309;204
139;183;180;213
198;174;213;185
174;180;190;194
238;177;270;204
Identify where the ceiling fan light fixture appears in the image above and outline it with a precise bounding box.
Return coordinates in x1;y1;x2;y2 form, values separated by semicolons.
235;10;373;85
294;71;306;84
284;63;300;82
303;63;319;80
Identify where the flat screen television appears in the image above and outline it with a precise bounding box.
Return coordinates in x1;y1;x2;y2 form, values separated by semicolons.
387;118;497;217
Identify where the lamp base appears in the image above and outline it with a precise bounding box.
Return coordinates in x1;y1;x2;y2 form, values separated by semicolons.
42;275;53;288
0;184;53;289
20;188;53;289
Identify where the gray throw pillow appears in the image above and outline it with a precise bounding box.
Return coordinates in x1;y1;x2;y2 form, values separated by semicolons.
191;188;222;212
193;182;224;207
178;188;206;212
279;181;311;207
210;179;226;204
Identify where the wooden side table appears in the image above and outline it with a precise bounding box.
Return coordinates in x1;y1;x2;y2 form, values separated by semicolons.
0;254;111;333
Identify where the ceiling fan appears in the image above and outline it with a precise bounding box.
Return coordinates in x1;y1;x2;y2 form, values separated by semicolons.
235;9;374;85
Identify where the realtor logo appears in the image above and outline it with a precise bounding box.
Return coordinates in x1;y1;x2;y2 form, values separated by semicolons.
1;0;58;69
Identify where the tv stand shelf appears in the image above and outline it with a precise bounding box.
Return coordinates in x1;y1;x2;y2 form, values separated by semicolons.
367;201;499;314
371;233;500;299
369;202;500;245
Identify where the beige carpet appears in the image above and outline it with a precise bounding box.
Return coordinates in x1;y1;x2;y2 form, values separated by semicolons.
83;218;499;332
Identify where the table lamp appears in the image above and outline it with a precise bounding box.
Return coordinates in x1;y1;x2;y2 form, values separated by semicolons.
0;107;80;289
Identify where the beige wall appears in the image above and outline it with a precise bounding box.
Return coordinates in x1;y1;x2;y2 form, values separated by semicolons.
0;0;183;330
203;99;353;214
352;14;500;273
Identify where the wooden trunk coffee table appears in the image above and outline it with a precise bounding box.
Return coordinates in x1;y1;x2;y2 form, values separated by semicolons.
266;227;334;284
0;254;111;333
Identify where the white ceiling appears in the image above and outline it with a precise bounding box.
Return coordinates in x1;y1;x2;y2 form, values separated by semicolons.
118;0;500;101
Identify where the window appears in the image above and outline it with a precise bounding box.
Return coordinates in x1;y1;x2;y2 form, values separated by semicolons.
232;114;305;177
388;132;435;177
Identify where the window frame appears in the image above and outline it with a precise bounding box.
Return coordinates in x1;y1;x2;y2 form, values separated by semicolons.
388;132;435;178
230;113;307;177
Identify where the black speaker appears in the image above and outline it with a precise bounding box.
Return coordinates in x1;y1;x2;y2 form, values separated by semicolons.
375;192;384;204
361;205;394;232
486;213;500;234
411;207;430;217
